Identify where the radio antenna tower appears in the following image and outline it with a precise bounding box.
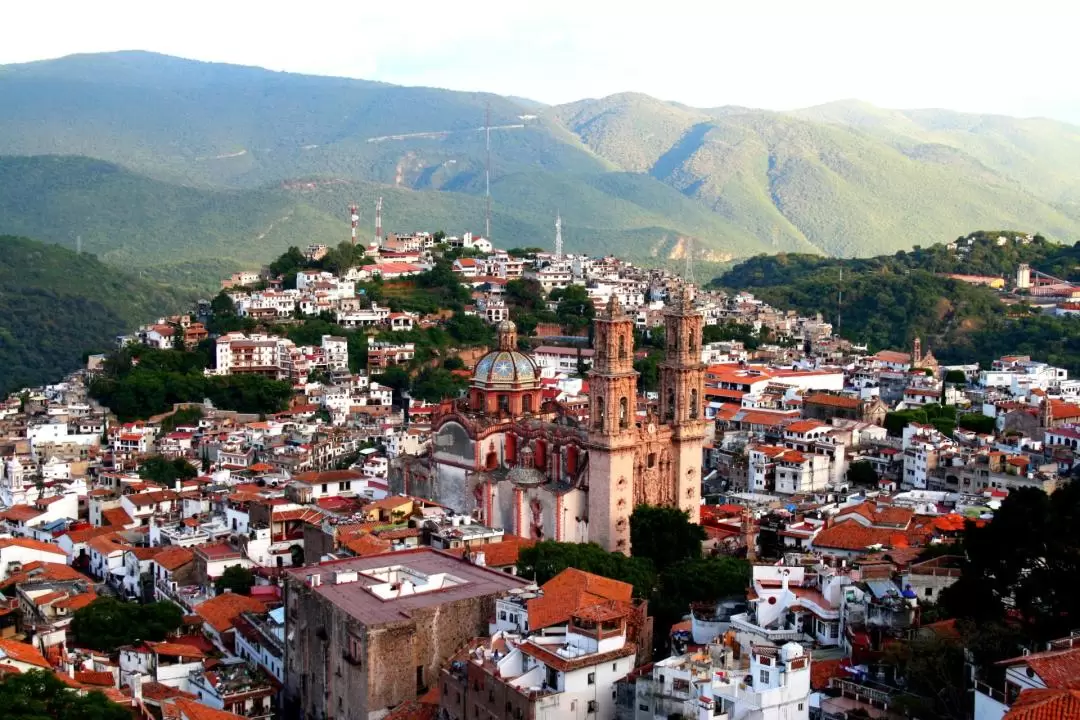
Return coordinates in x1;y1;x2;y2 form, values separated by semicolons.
349;204;359;245
554;212;563;259
485;103;492;240
375;196;383;246
837;266;843;333
684;237;696;286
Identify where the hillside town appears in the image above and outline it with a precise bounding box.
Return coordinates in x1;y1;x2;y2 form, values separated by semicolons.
1;226;1079;720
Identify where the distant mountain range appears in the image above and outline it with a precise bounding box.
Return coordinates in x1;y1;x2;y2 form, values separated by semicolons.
4;51;1080;277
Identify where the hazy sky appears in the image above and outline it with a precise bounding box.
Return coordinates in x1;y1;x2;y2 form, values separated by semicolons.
6;0;1078;121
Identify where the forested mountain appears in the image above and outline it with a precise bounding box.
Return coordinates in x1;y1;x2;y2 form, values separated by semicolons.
0;236;188;395
710;232;1080;372
3;52;1080;267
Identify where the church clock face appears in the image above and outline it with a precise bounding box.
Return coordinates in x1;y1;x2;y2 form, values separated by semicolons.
647;423;656;434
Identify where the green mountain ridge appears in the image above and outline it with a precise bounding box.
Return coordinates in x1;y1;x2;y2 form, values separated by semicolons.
0;235;190;395
3;51;1080;268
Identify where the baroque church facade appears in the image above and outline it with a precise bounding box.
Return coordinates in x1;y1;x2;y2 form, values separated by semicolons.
402;287;706;554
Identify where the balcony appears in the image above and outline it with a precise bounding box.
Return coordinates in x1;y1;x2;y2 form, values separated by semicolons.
729;613;805;642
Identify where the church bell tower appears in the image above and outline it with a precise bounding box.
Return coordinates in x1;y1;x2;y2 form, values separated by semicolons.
659;284;705;523
586;295;638;554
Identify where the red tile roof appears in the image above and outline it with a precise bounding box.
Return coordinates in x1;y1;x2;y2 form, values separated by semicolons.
0;638;50;668
0;505;44;522
527;568;633;630
1004;689;1080;720
0;537;65;555
154;546;196;571
0;561;89;591
999;646;1080;690
804;393;860;410
162;697;249;720
103;507;134;527
74;670;115;686
195;594;267;634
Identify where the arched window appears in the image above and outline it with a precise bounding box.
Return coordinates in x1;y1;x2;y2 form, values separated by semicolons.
690;388;699;419
688;332;696;354
665;388;675;421
619;396;629;429
498;395;510;414
594;396;605;429
618;334;627;361
522;394;533;414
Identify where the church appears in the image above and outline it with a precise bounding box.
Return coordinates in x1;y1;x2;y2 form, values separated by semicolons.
407;285;706;554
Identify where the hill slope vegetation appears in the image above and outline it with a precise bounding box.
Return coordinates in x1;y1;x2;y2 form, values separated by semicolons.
0;235;188;395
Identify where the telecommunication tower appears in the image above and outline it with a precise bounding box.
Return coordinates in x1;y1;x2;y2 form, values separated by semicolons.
485;103;492;240
554;212;563;258
375;196;383;246
350;204;359;245
684;236;696;286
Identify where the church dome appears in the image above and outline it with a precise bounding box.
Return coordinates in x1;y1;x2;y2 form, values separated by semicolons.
472;349;540;389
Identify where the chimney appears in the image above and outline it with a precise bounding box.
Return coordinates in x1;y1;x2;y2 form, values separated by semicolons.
473;550;487;567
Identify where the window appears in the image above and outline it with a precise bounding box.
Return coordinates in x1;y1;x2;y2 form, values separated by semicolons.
690;388;699;419
523;394;533;413
665;388;675;420
639;704;649;711
342;481;351;490
499;611;507;621
587;700;598;713
799;704;804;711
647;453;656;469
759;669;769;685
321;483;328;493
594;397;605;429
618;334;627;361
925;587;934;597
619;396;629;429
587;672;596;685
498;395;510;413
612;663;617;672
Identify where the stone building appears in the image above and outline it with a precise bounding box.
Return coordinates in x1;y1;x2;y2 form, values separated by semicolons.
282;548;528;720
405;286;706;554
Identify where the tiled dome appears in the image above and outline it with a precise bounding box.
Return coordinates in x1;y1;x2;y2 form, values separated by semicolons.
471;349;540;389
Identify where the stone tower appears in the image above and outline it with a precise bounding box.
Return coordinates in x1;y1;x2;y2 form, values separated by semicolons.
913;336;922;367
586;295;639;554
659;284;706;523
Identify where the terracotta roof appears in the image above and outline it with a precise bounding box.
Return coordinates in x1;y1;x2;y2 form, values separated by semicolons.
88;534;131;556
922;619;962;642
147;641;206;658
103;507;134;527
292;469;363;484
837;501;913;528
873;350;912;363
518;638;636;673
0;505;44;522
0;561;89;590
0;537;65;555
0;638;50;668
154;546;196;571
812;520;905;551
194;593;267;634
141;681;198;702
527;568;633;630
1004;689;1080;720
810;658;846;690
126;490;179;507
999;646;1080;690
162;697;249;720
804;393;860;409
476;535;535;567
74;670;115;686
785;419;827;434
345;534;392;558
54;592;97;612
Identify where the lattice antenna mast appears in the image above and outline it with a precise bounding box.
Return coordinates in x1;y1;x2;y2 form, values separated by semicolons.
375;196;383;246
684;237;696;286
554;212;563;259
350;204;359;245
837;266;843;333
485;103;492;241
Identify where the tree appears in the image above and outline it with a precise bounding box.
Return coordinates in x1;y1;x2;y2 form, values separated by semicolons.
958;412;996;434
944;369;968;385
373;366;411;392
553;285;595;331
446;313;494;345
882;634;968;719
138;455;198;486
442;356;466;371
505;278;547;312
846;460;878;486
0;670;131;720
71;598;184;651
630;505;706;569
516;541;656;599
411;367;467;403
215;565;255;595
633;353;660;393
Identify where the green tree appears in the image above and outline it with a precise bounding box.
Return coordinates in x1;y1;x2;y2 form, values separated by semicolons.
958;413;996;434
446;313;494;345
847;460;878;486
71;598;184;651
630;505;706;569
0;670;131;720
138;455;198;486
373;366;411;392
214;565;255;595
442;356;466;371
633;353;660;392
516;541;656;599
411;367;467;403
944;369;968;385
552;285;595;332
882;634;968;719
